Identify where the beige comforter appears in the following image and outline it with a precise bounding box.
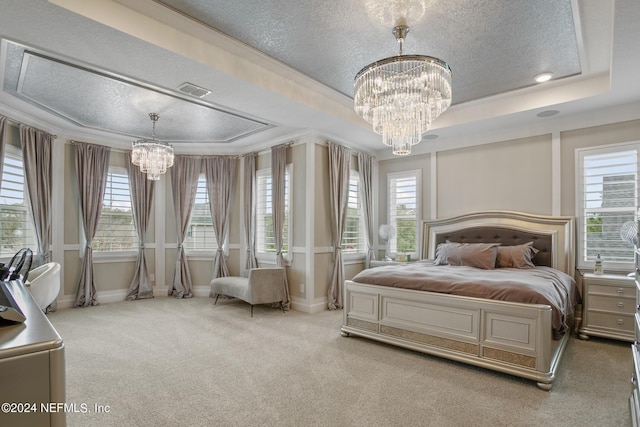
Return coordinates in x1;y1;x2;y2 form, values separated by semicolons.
351;262;580;337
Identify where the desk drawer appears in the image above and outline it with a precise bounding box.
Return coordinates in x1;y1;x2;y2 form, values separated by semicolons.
586;311;634;332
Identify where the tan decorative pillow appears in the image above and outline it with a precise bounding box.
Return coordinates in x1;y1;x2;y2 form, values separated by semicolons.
496;242;539;268
434;241;500;269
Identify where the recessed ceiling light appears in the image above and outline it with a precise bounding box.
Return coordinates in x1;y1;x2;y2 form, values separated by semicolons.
423;134;439;140
534;73;553;83
536;110;559;118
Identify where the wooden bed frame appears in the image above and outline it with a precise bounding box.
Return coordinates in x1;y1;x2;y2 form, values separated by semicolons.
341;211;576;390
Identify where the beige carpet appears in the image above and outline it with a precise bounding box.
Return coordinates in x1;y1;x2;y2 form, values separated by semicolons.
48;296;632;427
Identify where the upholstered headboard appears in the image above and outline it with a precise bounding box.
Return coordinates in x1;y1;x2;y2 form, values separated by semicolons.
421;211;576;275
432;226;553;267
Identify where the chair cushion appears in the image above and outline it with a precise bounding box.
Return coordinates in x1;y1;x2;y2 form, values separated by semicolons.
210;276;250;301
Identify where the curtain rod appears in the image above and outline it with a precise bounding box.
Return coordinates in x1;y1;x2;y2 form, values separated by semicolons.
69;140;241;158
2;114;58;139
69;140;128;153
325;140;375;158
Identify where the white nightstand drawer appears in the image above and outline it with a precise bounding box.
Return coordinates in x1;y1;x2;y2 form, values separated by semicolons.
588;284;635;297
586;311;634;333
588;295;636;314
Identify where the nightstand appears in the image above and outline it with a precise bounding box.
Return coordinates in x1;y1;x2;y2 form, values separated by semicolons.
579;272;636;342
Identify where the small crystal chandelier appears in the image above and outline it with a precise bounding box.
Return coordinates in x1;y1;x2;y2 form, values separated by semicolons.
131;113;174;180
354;25;452;156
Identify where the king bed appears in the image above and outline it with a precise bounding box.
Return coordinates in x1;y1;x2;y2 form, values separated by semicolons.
340;211;578;390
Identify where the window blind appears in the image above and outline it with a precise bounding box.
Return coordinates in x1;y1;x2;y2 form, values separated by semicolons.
256;167;290;256
579;147;639;264
93;169;137;252
184;175;217;251
0;153;36;256
343;171;365;254
388;172;418;255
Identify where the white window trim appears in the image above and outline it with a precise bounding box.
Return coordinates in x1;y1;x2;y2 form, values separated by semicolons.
387;169;422;258
256;164;293;265
575;141;640;271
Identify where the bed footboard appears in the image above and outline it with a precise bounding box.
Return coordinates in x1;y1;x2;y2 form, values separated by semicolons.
341;280;569;390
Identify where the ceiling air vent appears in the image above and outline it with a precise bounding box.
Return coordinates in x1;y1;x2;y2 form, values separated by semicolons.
177;82;211;98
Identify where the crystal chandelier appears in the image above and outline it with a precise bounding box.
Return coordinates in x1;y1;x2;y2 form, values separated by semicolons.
131;113;174;180
354;25;452;156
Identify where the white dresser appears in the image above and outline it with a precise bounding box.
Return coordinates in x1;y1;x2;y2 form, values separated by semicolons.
0;280;65;427
630;244;640;426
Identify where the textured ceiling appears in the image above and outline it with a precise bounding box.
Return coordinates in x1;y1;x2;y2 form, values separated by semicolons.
0;0;636;155
156;0;581;103
3;41;270;142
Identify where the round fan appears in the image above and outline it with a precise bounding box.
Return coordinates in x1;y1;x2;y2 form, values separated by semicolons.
620;221;638;246
379;224;396;261
378;224;396;241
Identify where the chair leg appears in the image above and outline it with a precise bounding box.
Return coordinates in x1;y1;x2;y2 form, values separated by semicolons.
250;305;254;317
280;302;285;314
214;294;219;305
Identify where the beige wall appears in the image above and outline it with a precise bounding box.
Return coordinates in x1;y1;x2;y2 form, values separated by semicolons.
377;120;640;260
63;143;80;245
25;117;640;311
437;134;552;217
289;143;306;298
313;144;332;299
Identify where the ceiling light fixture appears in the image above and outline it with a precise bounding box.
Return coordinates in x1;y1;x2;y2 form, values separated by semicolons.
354;25;452;156
131;113;174;181
534;72;553;83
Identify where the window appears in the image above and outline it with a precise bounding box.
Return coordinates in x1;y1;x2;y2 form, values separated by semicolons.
93;167;137;252
388;170;420;256
343;170;365;254
578;144;639;267
256;165;291;259
0;148;36;257
184;174;217;251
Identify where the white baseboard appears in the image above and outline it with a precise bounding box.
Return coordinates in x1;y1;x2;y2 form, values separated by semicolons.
192;285;211;297
56;288;130;309
290;296;327;313
56;286;328;314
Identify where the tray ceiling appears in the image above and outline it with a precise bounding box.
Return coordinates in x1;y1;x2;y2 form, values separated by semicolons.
0;0;636;155
155;0;582;104
3;41;270;143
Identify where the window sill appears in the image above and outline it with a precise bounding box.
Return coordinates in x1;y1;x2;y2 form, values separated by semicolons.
256;253;292;267
92;251;138;263
343;253;366;264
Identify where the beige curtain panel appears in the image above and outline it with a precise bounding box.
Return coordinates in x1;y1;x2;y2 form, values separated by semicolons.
327;142;351;310
20;125;53;266
125;151;155;300
204;155;237;279
271;144;291;310
74;141;111;307
243;153;258;271
358;152;376;267
170;155;201;298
